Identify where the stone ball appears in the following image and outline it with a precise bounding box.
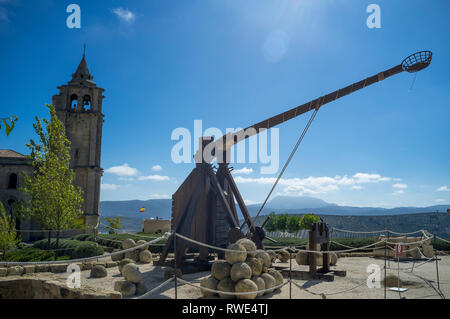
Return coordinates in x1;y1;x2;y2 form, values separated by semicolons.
236;238;257;257
200;276;219;297
122;238;136;250
139;250;153;264
267;250;277;263
260;273;275;294
235;279;258;300
136;240;148;251
251;275;266;297
122;263;142;284
245;257;262;276
217;278;235;299
118;258;134;274
267;269;283;287
295;251;308;265
230;262;252;282
125;250;140;262
136;282;147;295
256;250;271;268
211;260;231;281
277;250;290;263
421;244;434;258
111;251;125;262
90;265;107;278
114;280;136;298
225;243;247;265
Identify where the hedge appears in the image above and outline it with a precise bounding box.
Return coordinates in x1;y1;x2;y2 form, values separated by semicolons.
3;248;55;262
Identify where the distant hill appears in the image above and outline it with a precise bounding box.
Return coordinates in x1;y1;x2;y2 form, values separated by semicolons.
252;212;450;238
99;196;450;235
263;196;335;209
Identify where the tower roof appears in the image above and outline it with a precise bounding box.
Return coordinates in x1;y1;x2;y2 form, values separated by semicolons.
71;55;95;84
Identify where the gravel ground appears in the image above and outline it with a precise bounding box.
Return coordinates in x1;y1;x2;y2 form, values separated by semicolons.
9;256;449;299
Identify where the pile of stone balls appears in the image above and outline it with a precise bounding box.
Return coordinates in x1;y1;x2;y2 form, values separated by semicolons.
200;239;284;299
110;238;154;264
113;258;148;297
110;238;154;298
295;243;338;266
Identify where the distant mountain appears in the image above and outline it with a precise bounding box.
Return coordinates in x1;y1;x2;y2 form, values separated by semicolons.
99;196;449;234
263;196;335;210
100;199;172;220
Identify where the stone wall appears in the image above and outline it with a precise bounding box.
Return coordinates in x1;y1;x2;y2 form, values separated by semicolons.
142;219;171;234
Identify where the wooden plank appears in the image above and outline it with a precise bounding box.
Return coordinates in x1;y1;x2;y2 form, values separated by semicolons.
206;166;239;227
224;168;255;231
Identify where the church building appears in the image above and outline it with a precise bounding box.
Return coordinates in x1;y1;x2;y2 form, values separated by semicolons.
0;55;105;240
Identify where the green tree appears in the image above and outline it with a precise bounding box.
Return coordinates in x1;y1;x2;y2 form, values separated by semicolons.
263;212;278;232
0;115;18;136
0;203;21;260
275;214;289;232
299;213;319;230
102;216;123;234
286;215;301;233
20;104;84;250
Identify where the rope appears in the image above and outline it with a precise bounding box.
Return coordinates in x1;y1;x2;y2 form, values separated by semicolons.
175;232;384;254
175;233;290;253
0;233;169;266
133;277;174;299
250;107;320;225
332;228;427;236
177;278;289;296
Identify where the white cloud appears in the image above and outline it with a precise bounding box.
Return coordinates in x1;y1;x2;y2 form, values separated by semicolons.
244;199;258;205
392;183;408;189
111;7;136;23
392;190;405;195
351;185;363;190
435;199;446;203
138;175;170;182
233;167;253;175
105;163;139;177
235;172;394;196
101;183;120;190
436;186;450;192
152;165;163;172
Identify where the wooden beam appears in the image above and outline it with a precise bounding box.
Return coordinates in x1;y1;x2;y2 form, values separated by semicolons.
206;165;239;228
223;167;256;232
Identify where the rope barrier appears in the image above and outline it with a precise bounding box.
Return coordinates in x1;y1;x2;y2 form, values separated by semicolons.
0;233;169;266
133;277;174;299
177;278;289;296
175;233;290;253
175;232;385;254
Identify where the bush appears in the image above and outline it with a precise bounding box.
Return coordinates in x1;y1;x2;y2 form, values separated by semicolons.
33;239;80;256
71;241;104;259
4;248;55;262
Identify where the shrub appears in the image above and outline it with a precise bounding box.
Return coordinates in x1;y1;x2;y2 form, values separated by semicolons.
33;239;80;256
4;248;55;262
71;241;104;259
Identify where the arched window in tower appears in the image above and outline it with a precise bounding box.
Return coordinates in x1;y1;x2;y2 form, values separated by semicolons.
70;94;78;110
83;95;92;111
8;173;18;189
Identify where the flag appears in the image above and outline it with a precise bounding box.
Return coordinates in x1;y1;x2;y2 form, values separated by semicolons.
139;207;146;213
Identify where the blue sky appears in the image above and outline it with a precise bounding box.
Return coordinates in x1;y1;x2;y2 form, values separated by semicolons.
0;0;449;208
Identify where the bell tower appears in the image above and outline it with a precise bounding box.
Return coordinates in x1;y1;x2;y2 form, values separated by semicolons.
52;53;105;230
